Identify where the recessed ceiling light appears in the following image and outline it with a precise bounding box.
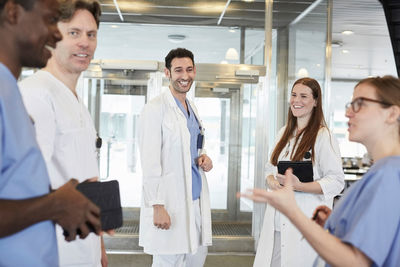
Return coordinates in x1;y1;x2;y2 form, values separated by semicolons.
220;60;228;64
342;49;350;54
229;26;239;33
110;25;119;28
297;68;309;78
225;48;239;60
243;0;254;2
168;34;186;44
331;41;343;48
341;30;354;35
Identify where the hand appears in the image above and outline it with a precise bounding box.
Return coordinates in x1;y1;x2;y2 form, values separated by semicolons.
153;205;171;230
238;169;299;217
266;175;283;191
197;154;213;172
312;205;332;227
86;176;98;182
52;179;101;241
276;170;302;191
101;237;108;267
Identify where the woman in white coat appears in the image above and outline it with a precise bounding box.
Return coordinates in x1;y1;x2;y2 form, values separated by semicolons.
254;77;344;267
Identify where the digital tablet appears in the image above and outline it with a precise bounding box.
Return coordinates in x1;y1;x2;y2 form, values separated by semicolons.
277;161;314;183
63;180;123;237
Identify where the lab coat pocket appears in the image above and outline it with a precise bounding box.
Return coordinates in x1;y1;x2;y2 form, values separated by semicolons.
163;173;184;213
162;118;181;147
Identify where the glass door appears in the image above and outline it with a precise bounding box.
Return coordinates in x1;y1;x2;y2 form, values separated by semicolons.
194;84;251;222
82;62;265;222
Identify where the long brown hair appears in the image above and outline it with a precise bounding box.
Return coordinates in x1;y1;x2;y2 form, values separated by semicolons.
356;75;400;138
270;77;327;165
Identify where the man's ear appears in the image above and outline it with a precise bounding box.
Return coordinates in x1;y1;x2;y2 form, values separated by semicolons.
164;67;171;78
2;0;21;25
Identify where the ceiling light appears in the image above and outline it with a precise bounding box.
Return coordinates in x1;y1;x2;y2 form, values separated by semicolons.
220;60;228;64
168;34;186;44
225;48;239;60
331;41;343;48
243;0;254;2
296;68;309;78
341;30;354;35
229;26;239;33
110;25;119;28
342;49;350;54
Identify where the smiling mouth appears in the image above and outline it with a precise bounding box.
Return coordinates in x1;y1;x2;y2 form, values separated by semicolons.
45;45;54;52
178;80;190;86
292;105;304;109
74;53;90;58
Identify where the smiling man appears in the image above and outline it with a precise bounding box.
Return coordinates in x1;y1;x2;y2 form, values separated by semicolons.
0;0;102;266
18;1;107;266
138;48;213;267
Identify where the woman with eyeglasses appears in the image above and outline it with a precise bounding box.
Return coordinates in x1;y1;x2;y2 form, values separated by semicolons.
253;77;345;267
241;75;400;266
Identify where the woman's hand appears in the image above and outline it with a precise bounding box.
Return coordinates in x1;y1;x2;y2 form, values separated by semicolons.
276;171;302;191
266;175;282;191
239;169;299;218
312;205;332;227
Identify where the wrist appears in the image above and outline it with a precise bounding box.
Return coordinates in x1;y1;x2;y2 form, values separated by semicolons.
287;204;303;222
294;181;304;191
153;205;164;210
46;191;61;222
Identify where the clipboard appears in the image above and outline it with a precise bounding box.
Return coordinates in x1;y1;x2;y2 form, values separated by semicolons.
277;161;314;183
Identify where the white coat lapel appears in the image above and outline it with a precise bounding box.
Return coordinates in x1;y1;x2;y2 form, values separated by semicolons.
164;89;193;208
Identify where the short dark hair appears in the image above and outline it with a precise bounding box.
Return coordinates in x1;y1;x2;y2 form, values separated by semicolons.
165;48;195;70
0;0;36;11
58;0;101;28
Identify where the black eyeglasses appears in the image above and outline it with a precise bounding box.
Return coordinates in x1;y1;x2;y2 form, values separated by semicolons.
345;97;391;113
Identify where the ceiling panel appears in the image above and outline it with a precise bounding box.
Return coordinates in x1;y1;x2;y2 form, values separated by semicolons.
98;0;315;28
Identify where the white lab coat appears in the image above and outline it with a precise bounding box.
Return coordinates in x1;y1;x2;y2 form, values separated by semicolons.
19;70;101;267
254;127;344;267
138;88;212;255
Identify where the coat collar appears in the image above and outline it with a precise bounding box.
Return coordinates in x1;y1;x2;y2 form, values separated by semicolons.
163;88;202;126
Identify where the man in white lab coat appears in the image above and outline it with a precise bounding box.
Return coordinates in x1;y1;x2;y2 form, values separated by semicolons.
19;1;108;266
138;48;213;267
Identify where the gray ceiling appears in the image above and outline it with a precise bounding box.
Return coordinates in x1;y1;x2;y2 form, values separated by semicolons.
99;0;315;28
95;0;397;80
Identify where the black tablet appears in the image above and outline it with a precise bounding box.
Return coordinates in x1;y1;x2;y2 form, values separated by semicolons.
277;161;314;183
76;180;123;231
63;180;123;238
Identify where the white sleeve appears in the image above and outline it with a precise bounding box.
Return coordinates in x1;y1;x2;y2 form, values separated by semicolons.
138;102;166;207
20;86;56;163
315;128;345;200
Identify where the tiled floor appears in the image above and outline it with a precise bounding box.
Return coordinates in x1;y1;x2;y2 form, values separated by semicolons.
107;253;255;267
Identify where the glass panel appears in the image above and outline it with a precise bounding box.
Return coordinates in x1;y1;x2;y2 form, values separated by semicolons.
240;30;277;212
194;97;230;210
245;29;265;66
288;1;328;95
99;92;145;208
240;84;256;212
330;81;366;157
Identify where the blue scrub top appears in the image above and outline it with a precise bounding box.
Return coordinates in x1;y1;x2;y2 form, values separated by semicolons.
0;63;58;266
325;156;400;267
173;97;202;200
